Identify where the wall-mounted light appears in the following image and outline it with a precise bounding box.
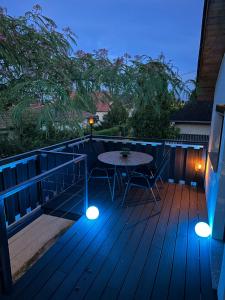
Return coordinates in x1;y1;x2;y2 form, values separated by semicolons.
195;162;202;172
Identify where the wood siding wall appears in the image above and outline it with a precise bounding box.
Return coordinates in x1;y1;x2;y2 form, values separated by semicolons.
197;0;225;101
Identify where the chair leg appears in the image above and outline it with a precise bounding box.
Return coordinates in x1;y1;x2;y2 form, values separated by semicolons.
155;184;161;201
88;168;95;182
117;169;124;189
106;170;113;201
150;188;158;206
116;171;122;191
88;168;113;201
121;181;130;207
159;175;164;185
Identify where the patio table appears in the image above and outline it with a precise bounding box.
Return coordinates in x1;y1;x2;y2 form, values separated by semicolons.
98;151;153;201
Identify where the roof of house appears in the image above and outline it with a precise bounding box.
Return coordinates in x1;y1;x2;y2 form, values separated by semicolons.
96;101;110;112
70;91;111;113
196;0;225;101
170;100;213;123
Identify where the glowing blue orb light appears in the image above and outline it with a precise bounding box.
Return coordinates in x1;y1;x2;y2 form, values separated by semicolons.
86;206;99;220
195;222;212;238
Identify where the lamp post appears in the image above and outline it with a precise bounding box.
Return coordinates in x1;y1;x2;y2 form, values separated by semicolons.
88;116;95;140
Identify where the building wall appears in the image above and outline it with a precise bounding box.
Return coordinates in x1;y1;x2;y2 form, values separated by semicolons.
206;55;225;236
205;54;225;300
96;111;108;123
175;123;211;135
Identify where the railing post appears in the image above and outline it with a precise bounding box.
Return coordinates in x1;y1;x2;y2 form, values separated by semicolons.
0;198;12;294
84;155;88;214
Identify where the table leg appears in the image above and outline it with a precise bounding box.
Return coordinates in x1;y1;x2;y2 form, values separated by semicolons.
112;165;117;202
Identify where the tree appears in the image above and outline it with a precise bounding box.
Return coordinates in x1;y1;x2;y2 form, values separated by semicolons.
0;6;190;157
0;5;95;137
100;101;129;129
123;55;187;138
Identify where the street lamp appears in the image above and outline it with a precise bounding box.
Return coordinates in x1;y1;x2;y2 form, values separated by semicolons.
88;115;95;139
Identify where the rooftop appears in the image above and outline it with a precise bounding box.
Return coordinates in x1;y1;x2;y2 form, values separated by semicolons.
170;100;213;123
196;0;225;102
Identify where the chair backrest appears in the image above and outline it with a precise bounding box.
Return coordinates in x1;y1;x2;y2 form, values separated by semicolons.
153;149;170;182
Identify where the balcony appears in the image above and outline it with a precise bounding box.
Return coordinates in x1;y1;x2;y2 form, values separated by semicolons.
0;135;215;299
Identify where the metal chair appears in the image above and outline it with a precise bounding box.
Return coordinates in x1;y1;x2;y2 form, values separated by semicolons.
121;153;169;207
88;141;121;201
134;148;170;186
88;167;115;200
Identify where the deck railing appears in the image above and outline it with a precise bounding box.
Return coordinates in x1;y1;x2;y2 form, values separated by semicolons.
0;134;208;294
91;136;208;186
38;134;207;186
0;151;88;293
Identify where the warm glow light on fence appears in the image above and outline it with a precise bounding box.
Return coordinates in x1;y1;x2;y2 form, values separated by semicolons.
86;206;99;220
195;222;211;237
195;162;202;172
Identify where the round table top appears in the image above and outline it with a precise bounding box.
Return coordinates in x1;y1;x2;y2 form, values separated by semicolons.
98;151;153;167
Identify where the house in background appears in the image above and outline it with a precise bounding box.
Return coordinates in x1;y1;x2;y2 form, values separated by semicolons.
170;100;212;139
95;100;110;123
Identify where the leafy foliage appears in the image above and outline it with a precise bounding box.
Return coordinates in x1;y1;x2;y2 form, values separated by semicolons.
0;5;94;135
94;126;121;136
99;101;129;129
129;103;179;139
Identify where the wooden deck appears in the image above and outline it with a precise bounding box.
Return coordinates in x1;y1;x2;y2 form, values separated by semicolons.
9;214;74;281
4;182;215;300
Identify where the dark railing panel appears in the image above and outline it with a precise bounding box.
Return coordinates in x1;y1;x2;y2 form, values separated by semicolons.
91;137;207;186
2;168;17;225
0;198;12;293
27;159;39;210
0;152;85;225
174;147;186;182
16;163;29;217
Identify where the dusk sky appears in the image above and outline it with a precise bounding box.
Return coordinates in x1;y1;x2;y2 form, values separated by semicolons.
1;0;204;81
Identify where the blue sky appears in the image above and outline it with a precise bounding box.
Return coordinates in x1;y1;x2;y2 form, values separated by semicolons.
1;0;204;81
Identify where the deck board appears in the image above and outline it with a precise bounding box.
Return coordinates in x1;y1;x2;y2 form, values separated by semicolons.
168;184;189;300
134;183;176;299
4;183;215;300
9;214;74;281
116;184;169;300
198;189;216;300
185;186;201;300
150;184;182;300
